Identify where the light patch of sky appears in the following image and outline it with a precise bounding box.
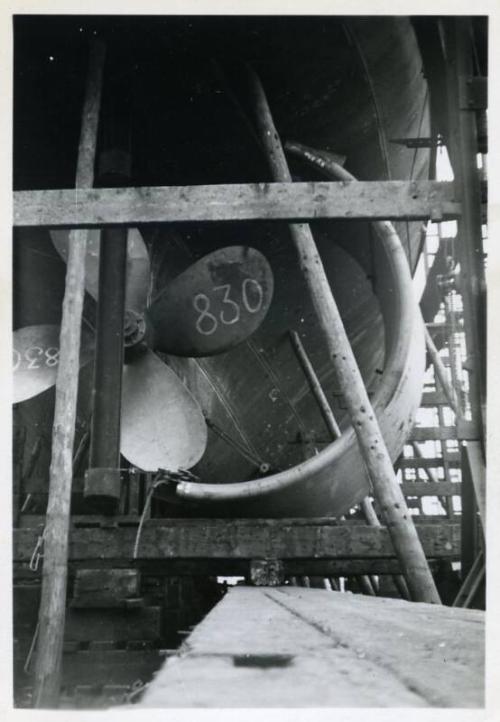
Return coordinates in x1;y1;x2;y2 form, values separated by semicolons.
217;576;245;585
413;145;457;299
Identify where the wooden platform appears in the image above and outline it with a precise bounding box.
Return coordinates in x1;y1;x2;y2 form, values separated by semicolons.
140;586;484;708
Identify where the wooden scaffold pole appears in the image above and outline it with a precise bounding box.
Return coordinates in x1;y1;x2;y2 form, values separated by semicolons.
289;330;409;600
32;39;105;708
247;66;441;605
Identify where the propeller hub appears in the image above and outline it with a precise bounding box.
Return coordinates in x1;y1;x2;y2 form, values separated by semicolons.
123;309;146;347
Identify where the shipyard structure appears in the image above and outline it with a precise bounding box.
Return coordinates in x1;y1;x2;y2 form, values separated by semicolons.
12;15;487;708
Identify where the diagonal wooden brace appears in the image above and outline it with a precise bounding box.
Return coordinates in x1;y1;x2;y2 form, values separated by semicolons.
247;66;441;604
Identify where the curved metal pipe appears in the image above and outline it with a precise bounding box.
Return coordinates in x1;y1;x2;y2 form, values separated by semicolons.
290;143;461;416
284;141;417;404
176;142;422;505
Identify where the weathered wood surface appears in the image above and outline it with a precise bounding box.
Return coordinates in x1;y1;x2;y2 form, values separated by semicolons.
12;557;450;578
14;514;457;528
409;426;459;441
400;482;461;496
14;519;460;561
421;390;453;406
13;180;460;228
140;586;484;707
398;456;460;468
289;330;381;593
248;67;440;604
71;569;140;607
32;39;105;708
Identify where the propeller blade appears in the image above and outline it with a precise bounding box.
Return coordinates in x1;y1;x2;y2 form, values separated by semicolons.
125;229;151;313
13;324;94;404
51;228;150;312
120;349;207;471
147;246;274;356
51;229;101;300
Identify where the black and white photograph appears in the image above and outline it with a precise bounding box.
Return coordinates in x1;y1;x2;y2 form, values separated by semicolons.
5;4;496;716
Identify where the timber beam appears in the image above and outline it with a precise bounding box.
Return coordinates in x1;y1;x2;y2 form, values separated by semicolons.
14;519;460;565
13;180;460;228
400;482;461;497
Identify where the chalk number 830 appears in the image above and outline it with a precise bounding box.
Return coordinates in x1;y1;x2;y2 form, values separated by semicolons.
193;279;264;336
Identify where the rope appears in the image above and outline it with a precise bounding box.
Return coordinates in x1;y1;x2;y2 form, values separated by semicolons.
23;620;40;673
20;493;32;513
29;531;45;572
24;531;46;672
132;469;199;559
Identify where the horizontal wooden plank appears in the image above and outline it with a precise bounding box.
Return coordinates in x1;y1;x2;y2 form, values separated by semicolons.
406;498;423;509
400;482;461;497
398;457;460;469
421;391;453;406
13;180;460;227
13;556;456;578
409;426;458;442
283;559;422;576
13;519;460;562
73;568;140;600
14;514;457;529
141;587;484;708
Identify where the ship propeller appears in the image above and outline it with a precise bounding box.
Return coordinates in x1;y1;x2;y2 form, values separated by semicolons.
13;324;94;404
51;228;151;314
13;231;274;472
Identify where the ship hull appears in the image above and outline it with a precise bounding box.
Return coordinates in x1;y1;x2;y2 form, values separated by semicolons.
13;15;430;517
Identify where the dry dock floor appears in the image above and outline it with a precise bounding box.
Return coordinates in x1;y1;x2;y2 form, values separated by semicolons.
141;586;484;708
